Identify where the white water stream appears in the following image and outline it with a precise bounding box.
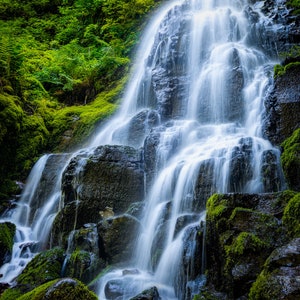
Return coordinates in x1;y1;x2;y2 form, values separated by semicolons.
0;0;284;299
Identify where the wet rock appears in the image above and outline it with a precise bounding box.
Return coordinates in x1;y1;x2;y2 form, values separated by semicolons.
16;247;65;291
97;214;141;264
51;145;144;248
261;149;283;192
228;137;253;192
130;286;161;300
264;64;300;146
112;109;160;148
26;154;70;224
194;159;216;211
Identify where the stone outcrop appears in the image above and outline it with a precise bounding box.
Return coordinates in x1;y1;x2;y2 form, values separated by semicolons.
204;191;300;299
264;64;300;145
51;145;144;248
130;286;161;300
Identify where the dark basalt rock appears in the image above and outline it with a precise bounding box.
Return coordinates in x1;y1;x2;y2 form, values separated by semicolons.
205;192;297;299
130;286;161;300
249;238;300;299
51;145;144;248
97;214;141;264
264;64;300;146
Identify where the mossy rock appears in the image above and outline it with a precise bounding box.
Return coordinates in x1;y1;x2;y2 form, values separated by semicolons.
249;238;300;299
0;222;16;267
16;247;65;290
282;192;300;238
205;192;297;298
281;128;300;191
17;278;98;300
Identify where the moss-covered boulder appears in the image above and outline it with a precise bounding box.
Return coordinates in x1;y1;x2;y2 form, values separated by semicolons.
281;128;300;191
16;247;65;291
205;192;296;299
17;278;98;300
249;238;300;300
0;222;16;267
51;145;144;248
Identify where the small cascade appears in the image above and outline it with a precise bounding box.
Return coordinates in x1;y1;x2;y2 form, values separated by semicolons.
0;154;69;283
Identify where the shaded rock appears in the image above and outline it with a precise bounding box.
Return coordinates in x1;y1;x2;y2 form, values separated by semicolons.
0;222;16;268
194;159;216;211
264;64;300;146
205;192;296;299
249;238;300;300
97;214;141;264
130;286;161;300
261;149;283;192
51;145;144;248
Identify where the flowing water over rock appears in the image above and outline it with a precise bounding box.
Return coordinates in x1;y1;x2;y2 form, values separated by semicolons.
0;0;286;299
94;0;284;299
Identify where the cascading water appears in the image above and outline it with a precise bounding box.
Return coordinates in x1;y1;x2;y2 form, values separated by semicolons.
0;154;69;283
0;0;285;299
95;0;284;299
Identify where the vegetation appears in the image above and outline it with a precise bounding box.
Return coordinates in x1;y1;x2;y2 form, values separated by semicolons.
287;0;300;14
0;0;161;199
281;128;300;191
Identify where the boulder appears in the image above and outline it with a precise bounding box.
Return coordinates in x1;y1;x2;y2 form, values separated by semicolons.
130;286;161;300
51;145;144;248
19;278;98;300
97;214;141;264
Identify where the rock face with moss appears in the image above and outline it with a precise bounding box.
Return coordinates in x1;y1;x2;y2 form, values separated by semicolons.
0;222;16;268
18;278;98;300
204;191;300;299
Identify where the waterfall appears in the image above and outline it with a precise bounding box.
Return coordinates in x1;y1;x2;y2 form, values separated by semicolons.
95;0;283;299
0;0;284;299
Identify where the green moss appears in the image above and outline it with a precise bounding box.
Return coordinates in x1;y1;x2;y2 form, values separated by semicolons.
249;271;281;300
17;278;98;300
281;128;300;190
16;247;65;289
226;232;267;257
282;193;300;237
206;194;228;220
0;288;23;300
0;222;16;256
287;0;300;14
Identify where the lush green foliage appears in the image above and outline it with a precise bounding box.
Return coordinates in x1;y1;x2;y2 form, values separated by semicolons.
287;0;300;14
0;0;160;197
